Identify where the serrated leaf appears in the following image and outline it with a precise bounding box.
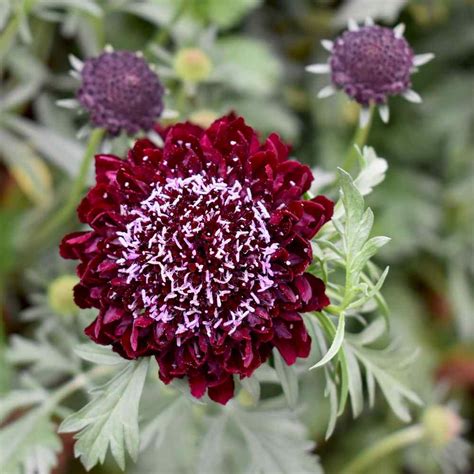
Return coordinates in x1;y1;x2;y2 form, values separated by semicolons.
6;335;78;376
216;37;281;96
233;407;322;474
0;389;46;424
351;236;391;275
197;413;228;474
338;168;364;235
3;115;84;177
354;146;388;196
0;129;52;207
0;408;62;474
310;312;345;370
193;0;261;28
350;344;423;422
273;349;298;408
35;0;103;17
60;358;149;471
343;345;364;418
348;318;386;346
140;398;186;451
74;343;125;366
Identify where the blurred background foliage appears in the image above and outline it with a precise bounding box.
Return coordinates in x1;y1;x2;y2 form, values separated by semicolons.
0;0;473;473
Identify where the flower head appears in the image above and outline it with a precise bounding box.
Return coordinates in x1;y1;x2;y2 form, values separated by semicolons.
76;50;165;136
306;19;434;126
60;114;333;404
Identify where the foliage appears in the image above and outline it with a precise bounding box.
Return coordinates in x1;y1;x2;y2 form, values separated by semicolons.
0;0;472;473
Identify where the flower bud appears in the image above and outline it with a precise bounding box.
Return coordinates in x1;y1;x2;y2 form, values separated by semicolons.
189;109;218;128
422;405;463;447
174;48;212;83
48;275;79;316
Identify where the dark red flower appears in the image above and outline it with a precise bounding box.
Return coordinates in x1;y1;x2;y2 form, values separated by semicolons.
61;114;333;404
77;50;164;136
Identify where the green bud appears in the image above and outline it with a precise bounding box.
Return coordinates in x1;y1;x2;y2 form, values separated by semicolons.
422;405;463;447
189;109;218;128
47;275;79;316
174;48;212;83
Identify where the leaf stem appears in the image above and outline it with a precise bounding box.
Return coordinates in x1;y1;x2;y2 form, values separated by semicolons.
342;104;375;173
341;424;426;474
44;365;115;413
32;127;105;248
153;0;187;47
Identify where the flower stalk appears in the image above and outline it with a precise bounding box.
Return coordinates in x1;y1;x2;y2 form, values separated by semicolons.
33;127;105;248
341;424;426;474
342;104;375;172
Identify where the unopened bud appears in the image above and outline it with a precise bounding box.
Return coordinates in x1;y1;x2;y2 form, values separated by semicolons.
422;405;463;447
174;48;212;83
48;275;79;316
189;109;218;128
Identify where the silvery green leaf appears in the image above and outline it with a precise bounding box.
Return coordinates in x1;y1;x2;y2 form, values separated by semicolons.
7;335;78;376
2;115;84;177
351;236;391;275
195;0;262;29
310;312;345;370
0;1;11;31
35;0;103;17
349;344;423;422
197;413;228;474
0;81;42;111
347;267;390;311
354;146;388;196
240;375;261;404
343;345;364;418
60;358;149;471
216;37;281;96
338;168;364;240
0;389;46;423
348;317;386;346
273;349;298;408
140;398;187;451
0;408;62;474
0;128;53;207
233;407;322;474
74;343;125;366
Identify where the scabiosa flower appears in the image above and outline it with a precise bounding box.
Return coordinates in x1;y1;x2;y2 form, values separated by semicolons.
66;49;165;136
60;114;333;404
306;19;434;126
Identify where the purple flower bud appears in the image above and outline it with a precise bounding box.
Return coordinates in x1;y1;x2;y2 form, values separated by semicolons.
330;25;414;106
77;51;164;136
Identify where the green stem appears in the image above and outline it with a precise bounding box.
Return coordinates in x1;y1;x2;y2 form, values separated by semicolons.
33;128;105;247
341;425;425;474
342;104;375;172
43;365;114;414
153;0;187;47
0;15;20;65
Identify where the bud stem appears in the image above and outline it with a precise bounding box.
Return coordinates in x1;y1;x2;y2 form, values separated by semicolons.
31;127;105;250
341;424;425;474
342;104;375;173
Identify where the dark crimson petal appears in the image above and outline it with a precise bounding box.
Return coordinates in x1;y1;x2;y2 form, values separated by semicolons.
208;376;235;405
298;273;330;312
60;231;97;260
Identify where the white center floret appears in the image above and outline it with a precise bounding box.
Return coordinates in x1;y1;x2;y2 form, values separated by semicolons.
113;174;279;337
